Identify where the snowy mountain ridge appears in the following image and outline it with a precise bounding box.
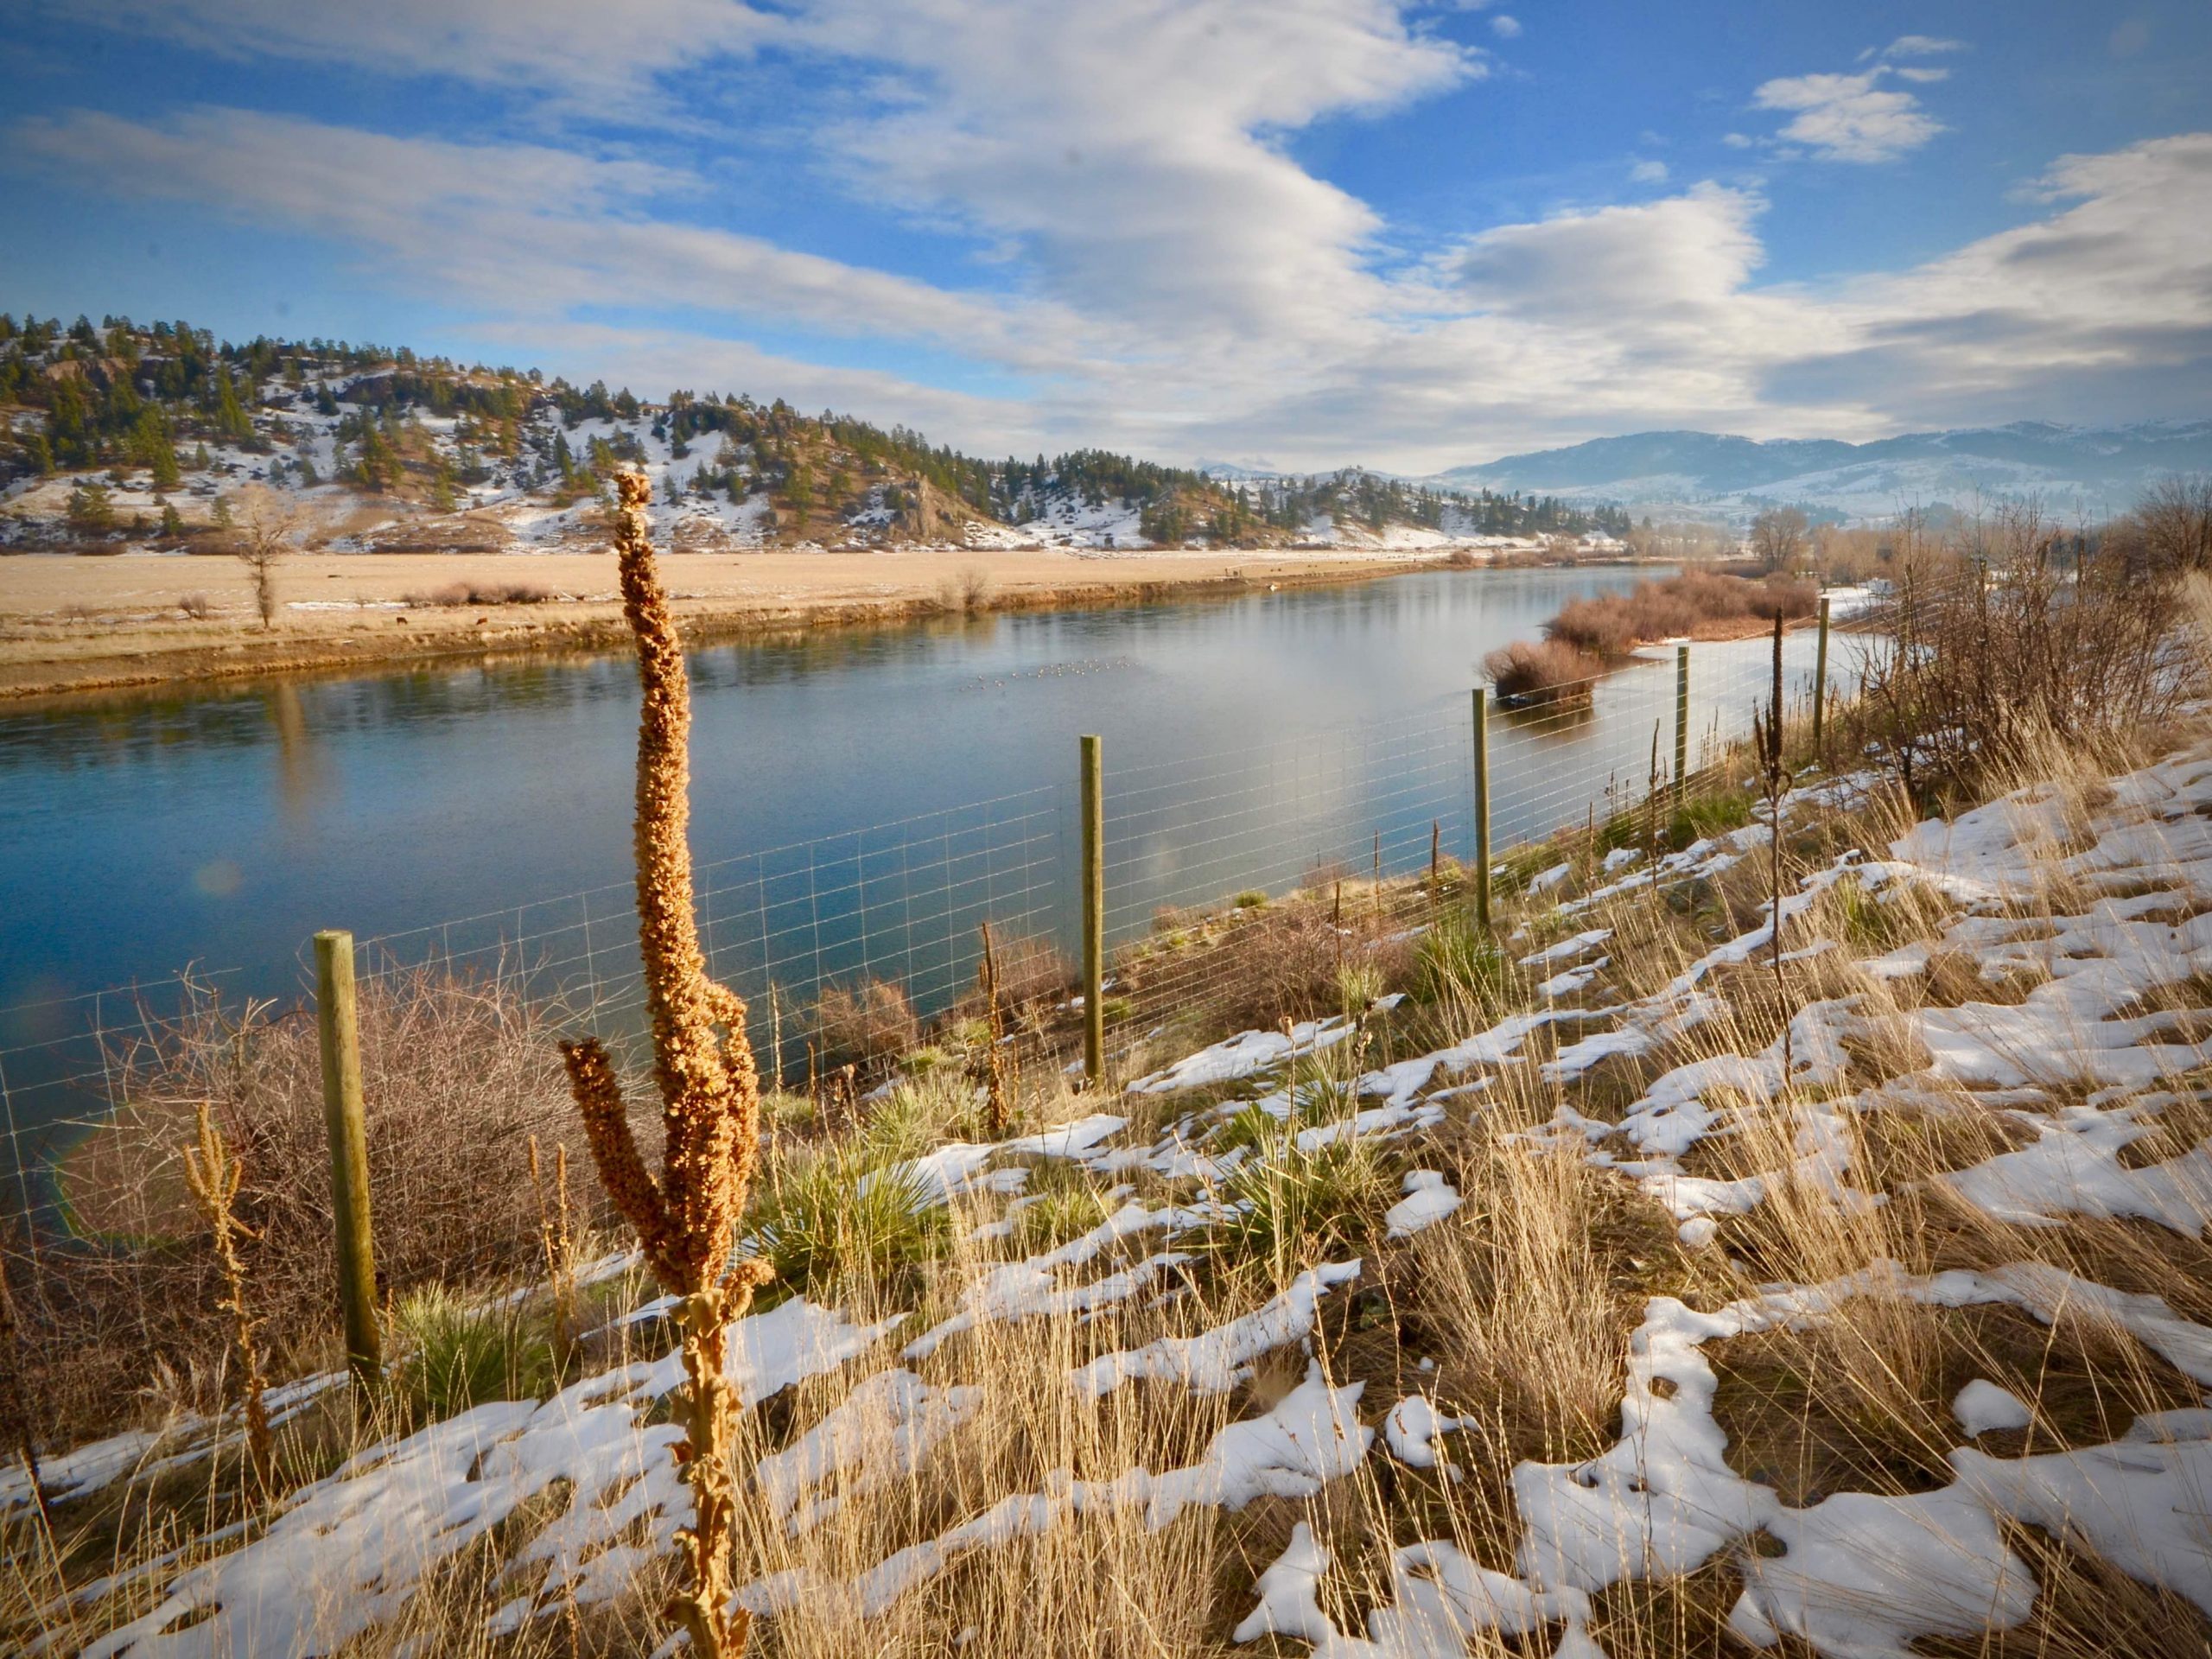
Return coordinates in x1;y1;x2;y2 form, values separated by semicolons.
1427;419;2212;523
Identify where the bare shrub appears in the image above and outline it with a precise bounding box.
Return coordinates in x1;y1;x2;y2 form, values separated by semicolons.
936;565;994;614
401;581;551;608
1485;638;1599;705
1546;570;1815;658
7;965;588;1442
176;592;213;620
811;977;918;1071
1856;502;2196;798
952;932;1073;1019
1197;900;1414;1031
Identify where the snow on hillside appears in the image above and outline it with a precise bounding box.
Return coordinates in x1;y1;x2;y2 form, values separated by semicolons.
1433;420;2212;525
7;339;1604;556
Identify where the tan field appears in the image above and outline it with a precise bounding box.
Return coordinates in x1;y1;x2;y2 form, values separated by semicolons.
0;543;1453;700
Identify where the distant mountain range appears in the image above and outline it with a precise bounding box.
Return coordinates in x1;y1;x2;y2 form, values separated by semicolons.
1424;421;2212;523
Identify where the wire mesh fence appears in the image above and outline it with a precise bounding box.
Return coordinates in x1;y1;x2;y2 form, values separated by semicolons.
1;591;1908;1224
340;783;1073;1077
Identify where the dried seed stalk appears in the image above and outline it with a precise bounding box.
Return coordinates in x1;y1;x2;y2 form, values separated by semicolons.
181;1099;273;1494
1754;613;1795;1072
976;921;1012;1137
528;1135;577;1362
558;472;771;1659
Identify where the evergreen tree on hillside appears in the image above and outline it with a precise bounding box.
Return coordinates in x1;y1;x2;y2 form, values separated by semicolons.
66;480;116;531
210;372;252;442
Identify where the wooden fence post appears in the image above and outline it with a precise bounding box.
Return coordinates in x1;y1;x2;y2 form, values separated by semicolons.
1674;645;1691;804
1471;688;1491;931
1812;594;1832;755
1080;734;1104;1084
313;930;382;1391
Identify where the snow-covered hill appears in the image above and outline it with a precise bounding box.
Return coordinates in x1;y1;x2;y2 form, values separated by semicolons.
0;314;1629;556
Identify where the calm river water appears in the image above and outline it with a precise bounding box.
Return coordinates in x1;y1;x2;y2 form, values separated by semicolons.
0;563;1854;1179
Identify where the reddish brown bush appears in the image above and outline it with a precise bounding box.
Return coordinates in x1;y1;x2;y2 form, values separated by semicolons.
1485;639;1600;705
1546;571;1815;657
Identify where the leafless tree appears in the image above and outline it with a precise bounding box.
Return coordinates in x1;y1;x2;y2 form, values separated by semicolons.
224;486;308;630
1749;506;1810;574
2133;474;2212;575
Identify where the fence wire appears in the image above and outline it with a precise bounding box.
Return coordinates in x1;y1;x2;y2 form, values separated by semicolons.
3;593;1911;1220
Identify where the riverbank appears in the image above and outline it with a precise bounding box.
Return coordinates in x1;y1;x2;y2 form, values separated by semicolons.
0;543;1575;701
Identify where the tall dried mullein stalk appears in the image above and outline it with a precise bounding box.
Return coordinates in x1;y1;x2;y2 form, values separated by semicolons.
181;1099;274;1494
1752;613;1794;1071
558;471;771;1659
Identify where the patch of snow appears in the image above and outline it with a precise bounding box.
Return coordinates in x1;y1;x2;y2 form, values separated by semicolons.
1954;1379;2033;1437
1385;1170;1462;1239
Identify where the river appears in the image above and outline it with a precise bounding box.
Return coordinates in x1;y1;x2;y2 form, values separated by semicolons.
0;563;1855;1184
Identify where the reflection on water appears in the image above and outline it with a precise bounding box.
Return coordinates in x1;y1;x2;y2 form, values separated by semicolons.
0;566;1873;1174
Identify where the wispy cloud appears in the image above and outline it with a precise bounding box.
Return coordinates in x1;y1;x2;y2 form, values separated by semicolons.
1860;35;1967;64
57;0;773;114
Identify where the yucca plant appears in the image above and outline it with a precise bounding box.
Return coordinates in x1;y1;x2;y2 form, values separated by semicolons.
558;472;772;1659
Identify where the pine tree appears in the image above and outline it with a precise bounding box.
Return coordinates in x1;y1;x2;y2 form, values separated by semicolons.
67;480;117;532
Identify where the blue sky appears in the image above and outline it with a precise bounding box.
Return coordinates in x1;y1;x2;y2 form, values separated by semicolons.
3;1;2208;471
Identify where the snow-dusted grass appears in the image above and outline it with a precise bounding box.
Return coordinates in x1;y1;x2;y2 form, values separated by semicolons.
16;722;2212;1656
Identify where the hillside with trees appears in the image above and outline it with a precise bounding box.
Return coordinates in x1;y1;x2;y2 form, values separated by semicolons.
0;313;1627;556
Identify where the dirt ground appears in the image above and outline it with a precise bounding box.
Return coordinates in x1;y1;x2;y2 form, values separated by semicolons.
0;543;1455;700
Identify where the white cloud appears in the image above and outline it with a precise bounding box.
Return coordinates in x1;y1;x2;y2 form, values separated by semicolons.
782;0;1471;350
1630;159;1669;183
1721;131;1754;149
10;107;1096;377
1490;14;1522;37
1450;184;1770;323
1873;35;1967;60
56;0;771;110
1766;134;2212;427
12;8;2206;471
1753;68;1944;163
